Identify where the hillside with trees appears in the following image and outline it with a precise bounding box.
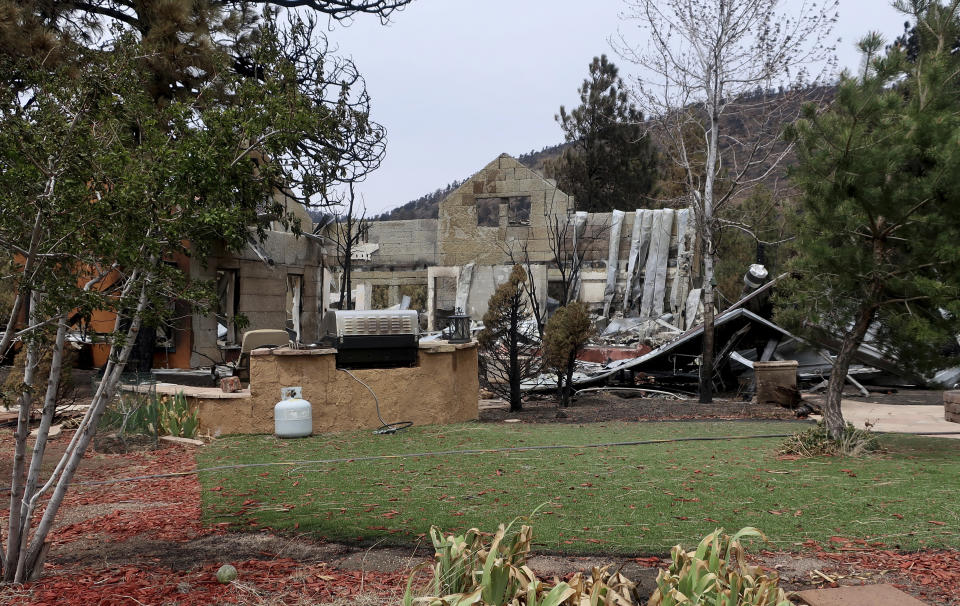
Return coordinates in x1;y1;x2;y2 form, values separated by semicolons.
375;85;830;221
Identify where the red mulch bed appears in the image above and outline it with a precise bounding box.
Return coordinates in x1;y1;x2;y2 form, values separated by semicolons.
1;432;406;604
806;537;960;605
18;561;407;605
50;445;217;545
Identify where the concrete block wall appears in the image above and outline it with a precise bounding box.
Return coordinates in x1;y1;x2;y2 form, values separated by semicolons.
191;230;323;367
351;154;676;275
363;219;438;267
339;153;692;324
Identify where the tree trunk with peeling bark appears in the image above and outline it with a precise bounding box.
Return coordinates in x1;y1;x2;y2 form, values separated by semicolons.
4;276;151;582
698;108;720;404
13;313;68;582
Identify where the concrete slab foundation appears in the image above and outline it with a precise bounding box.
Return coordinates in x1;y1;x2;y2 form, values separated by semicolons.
792;584;929;605
809;398;960;439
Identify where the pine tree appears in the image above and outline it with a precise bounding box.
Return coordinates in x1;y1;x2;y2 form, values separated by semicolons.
477;266;538;411
543;302;593;408
715;186;791;307
778;1;960;440
0;2;398;200
548;55;657;212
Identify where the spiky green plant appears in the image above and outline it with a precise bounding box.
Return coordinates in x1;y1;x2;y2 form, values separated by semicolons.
158;392;199;438
403;521;635;606
779;421;878;458
648;527;791;606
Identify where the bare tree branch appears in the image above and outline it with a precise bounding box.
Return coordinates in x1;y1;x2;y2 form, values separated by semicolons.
613;0;838;403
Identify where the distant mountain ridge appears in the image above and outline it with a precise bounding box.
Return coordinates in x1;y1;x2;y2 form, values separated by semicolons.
372;85;835;221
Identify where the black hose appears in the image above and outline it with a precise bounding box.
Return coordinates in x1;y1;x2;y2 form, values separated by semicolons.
71;431;802;487
14;429;960;490
339;367;413;435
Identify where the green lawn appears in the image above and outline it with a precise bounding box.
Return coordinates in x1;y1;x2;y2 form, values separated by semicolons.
196;421;960;554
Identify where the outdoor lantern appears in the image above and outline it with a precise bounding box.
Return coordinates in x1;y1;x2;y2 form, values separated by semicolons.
448;308;471;344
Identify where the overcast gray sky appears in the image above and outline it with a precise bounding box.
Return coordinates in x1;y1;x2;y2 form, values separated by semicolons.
327;0;910;215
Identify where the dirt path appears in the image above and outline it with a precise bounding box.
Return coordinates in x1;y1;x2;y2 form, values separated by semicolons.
479;391;803;423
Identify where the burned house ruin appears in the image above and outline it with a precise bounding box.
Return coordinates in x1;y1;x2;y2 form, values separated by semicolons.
320;153;697;333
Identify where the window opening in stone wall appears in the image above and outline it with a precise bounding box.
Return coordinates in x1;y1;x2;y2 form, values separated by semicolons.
371;284;391;309
508;196;531;225
476;198;500;227
401;284;428;314
286;274;303;342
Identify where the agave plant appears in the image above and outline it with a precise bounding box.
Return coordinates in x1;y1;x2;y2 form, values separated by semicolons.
648;527;792;606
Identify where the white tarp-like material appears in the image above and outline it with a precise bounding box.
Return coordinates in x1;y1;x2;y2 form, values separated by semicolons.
685;288;702;330
670;208;692;317
454;262;475;313
631;211;655;311
622;210;644;315
602;210;625;318
607;208;689;319
639;209;674;320
569;212;588;303
622;210;650;315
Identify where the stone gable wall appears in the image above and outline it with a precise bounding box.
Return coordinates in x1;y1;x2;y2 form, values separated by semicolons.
437;154;574;267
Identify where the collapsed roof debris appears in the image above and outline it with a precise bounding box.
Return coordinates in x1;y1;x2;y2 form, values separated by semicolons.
520;263;957;398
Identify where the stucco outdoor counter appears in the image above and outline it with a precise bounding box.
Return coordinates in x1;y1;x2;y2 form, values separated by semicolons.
191;341;479;436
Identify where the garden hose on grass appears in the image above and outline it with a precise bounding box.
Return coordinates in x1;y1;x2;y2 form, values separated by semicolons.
339;367;413;435
61;431;808;488
20;428;960;490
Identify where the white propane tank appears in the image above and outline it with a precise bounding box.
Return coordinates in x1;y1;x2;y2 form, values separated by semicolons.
274;386;312;438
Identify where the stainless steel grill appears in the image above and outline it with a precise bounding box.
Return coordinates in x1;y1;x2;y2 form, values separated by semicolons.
340;313;416;336
321;310;419;369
